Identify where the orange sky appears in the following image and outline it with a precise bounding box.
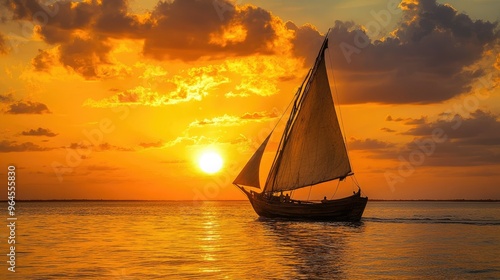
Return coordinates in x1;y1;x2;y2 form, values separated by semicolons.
0;0;499;200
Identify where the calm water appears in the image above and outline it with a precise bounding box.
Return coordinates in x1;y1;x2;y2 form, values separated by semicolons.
1;201;499;279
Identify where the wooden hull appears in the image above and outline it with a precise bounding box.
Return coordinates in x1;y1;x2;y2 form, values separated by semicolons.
242;189;368;221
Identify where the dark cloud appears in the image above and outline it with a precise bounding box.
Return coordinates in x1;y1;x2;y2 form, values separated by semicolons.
2;0;134;77
1;0;286;77
381;127;396;133
21;127;57;137
68;142;90;150
326;0;499;104
98;142;134;151
143;0;278;60
139;141;164;148
240;110;279;120
386;115;403;122
6;101;51;114
0;32;8;54
386;115;427;125
32;49;56;72
399;139;500;167
348;138;395;150
58;36;111;78
372;110;500;167
66;142;134;152
0;93;14;103
403;110;500;145
3;0;497;93
0;140;50;152
404;117;427;125
285;21;323;66
348;119;499;166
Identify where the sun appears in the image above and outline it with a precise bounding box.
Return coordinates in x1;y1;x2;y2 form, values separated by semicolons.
198;151;224;174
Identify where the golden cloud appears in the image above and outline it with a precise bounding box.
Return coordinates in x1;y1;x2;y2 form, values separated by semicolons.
189;110;278;127
84;55;302;107
2;0;314;80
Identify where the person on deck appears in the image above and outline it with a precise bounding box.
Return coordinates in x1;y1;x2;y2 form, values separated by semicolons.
322;196;328;203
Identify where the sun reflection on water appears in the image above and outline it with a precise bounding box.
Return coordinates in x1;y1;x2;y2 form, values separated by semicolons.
8;201;500;279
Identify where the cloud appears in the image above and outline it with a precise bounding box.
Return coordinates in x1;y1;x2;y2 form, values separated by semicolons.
6;101;51;114
142;0;282;60
327;0;499;104
4;0;497;104
0;93;14;103
386;115;402;122
3;0;140;78
403;139;500;166
85;55;299;107
378;110;500;166
285;22;323;66
348;138;395;150
403;110;500;145
164;135;216;148
190;114;240;127
68;142;89;150
223;56;300;97
386;115;427;125
84;84;209;108
84;63;232;107
66;142;134;152
84;86;163;107
364;110;500;167
381;127;396;133
404;116;427;125
189;110;278;127
241;110;279;119
21;127;57;137
58;36;112;78
32;49;57;72
0;140;50;152
2;0;297;76
98;142;134;152
139;141;164;148
0;32;8;54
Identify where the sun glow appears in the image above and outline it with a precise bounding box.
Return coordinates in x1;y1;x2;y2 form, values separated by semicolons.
198;151;224;174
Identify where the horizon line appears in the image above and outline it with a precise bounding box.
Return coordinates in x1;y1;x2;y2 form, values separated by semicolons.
2;199;499;202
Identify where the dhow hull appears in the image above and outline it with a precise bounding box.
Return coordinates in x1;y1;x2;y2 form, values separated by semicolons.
242;189;368;222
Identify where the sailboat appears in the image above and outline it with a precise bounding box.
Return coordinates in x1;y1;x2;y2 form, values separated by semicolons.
233;30;368;221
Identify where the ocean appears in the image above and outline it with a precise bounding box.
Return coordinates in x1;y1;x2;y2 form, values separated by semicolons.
2;201;499;279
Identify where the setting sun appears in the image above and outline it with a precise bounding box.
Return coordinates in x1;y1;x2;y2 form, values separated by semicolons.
198;151;224;174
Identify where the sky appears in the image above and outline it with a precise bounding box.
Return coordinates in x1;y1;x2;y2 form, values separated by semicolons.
0;0;499;201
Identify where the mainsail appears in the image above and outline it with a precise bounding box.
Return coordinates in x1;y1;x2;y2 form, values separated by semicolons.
233;134;271;188
264;39;351;192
